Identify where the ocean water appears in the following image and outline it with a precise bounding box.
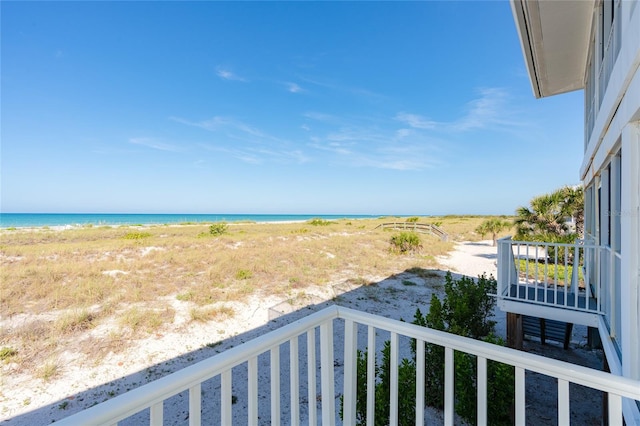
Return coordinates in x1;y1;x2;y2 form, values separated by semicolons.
0;213;381;228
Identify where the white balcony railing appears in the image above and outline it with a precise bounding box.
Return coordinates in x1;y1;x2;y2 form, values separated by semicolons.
55;305;640;425
496;237;608;323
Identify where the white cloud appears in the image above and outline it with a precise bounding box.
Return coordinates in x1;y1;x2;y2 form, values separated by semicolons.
395;112;437;129
395;128;412;139
308;124;443;171
170;116;267;140
396;88;524;134
215;66;247;82
287;82;303;93
453;87;512;131
303;111;338;123
199;143;310;165
298;75;385;100
173;116;310;165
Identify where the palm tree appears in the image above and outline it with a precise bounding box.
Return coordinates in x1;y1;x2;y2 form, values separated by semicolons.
514;186;584;242
476;218;512;246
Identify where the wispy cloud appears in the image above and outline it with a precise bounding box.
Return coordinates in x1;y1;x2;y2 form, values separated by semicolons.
454;87;513;131
170;116;269;141
395;112;437;129
308;125;444;171
286;82;303;93
200;143;310;165
397;87;522;133
215;66;247;82
168;87;520;172
298;75;386;101
129;137;181;152
303;111;341;124
172;115;309;165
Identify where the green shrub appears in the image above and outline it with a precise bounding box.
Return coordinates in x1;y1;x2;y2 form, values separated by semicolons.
440;272;496;339
0;347;18;361
308;218;332;226
340;342;417;426
405;216;419;223
176;291;194;301
235;269;252;280
413;272;513;424
209;223;228;236
122;232;152;240
389;232;422;253
341;273;510;426
453;335;514;424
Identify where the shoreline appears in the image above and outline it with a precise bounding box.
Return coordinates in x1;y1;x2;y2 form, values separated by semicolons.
0;214;393;230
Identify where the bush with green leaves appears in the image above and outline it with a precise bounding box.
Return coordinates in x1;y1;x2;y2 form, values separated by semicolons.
389;232;422;253
414;272;513;424
308;218;332;226
0;347;18;361
235;269;252;280
340;342;417;426
342;272;513;425
209;222;228;236
122;232;152;240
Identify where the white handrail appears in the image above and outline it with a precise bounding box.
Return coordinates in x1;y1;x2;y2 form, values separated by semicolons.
55;307;338;425
336;307;639;398
497;237;605;318
56;305;640;425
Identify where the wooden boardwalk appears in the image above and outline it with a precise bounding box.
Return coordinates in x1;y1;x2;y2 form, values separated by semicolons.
375;222;449;241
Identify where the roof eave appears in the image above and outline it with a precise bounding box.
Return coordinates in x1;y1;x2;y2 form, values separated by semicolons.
510;0;594;99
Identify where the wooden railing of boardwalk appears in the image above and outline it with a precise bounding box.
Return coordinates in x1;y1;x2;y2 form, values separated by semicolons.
375;222;449;241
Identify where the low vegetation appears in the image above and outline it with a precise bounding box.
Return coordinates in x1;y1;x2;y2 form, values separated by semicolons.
517;259;584;287
209;222;228;236
307;218;332;226
389;232;422;253
122;231;152;240
0;216;491;380
475;217;512;246
342;273;513;425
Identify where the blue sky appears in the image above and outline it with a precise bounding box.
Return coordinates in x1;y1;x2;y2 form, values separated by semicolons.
1;1;584;215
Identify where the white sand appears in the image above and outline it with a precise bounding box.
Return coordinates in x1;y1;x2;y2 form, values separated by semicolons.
1;241;604;424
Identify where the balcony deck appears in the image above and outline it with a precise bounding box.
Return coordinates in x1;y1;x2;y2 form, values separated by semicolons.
497;237;605;327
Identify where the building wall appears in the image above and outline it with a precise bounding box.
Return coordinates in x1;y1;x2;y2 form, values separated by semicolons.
581;1;640;419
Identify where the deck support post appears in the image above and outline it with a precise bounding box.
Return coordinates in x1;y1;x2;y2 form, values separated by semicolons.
507;312;523;350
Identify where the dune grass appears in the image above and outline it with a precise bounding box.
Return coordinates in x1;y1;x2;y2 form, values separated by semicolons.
0;216;502;376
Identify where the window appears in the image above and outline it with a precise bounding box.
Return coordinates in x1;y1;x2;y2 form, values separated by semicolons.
612;151;621;253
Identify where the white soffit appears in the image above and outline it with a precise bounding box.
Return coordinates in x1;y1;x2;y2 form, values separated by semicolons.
511;0;594;98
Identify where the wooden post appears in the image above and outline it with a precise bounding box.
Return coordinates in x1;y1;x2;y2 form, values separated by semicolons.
507;313;523;350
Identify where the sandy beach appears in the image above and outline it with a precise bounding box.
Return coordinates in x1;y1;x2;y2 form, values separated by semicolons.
0;233;606;425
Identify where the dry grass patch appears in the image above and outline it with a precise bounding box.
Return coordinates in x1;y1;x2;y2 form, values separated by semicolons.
189;305;235;323
118;306;175;334
54;309;99;334
1;217;501;375
37;359;60;381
